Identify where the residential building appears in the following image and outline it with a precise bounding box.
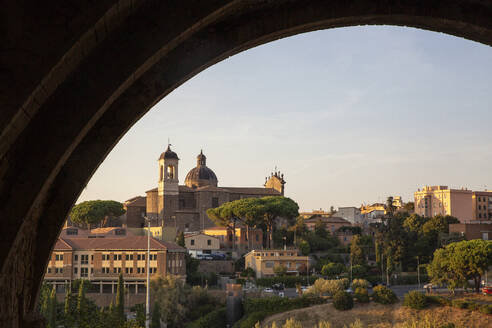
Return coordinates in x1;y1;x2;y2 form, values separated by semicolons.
337;207;362;224
184;232;220;253
414;186;476;222
202;226;263;254
303;216;351;234
472;191;492;220
44;228;186;293
124;145;285;234
449;221;492;241
244;249;309;278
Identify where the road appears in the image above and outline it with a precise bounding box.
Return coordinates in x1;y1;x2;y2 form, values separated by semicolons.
262;284;429;299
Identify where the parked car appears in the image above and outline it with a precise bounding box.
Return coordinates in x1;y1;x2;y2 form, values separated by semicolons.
263;287;273;293
482;286;492;295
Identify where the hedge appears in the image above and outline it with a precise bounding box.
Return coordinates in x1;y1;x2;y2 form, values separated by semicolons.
372;285;398;304
187;307;227;328
255;276;316;288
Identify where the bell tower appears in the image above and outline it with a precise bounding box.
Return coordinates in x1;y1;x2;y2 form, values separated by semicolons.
158;144;179;196
264;170;286;195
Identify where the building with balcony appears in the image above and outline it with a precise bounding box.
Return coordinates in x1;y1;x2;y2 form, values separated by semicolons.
244;249;309;278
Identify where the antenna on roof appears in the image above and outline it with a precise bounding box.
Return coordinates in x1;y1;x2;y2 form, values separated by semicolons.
168;137;171;147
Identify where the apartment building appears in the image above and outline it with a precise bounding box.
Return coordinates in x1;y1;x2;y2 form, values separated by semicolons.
473;191;492;220
449;221;492;241
414;186;492;222
245;249;309;278
44;227;186;293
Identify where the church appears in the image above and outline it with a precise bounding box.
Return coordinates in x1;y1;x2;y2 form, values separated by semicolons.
124;145;286;233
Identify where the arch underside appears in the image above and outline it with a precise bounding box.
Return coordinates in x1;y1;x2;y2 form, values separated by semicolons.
1;1;492;326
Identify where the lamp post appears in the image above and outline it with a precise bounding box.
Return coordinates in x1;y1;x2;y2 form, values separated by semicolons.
142;215;152;328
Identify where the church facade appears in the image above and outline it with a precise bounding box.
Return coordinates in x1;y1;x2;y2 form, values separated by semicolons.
124;145;286;232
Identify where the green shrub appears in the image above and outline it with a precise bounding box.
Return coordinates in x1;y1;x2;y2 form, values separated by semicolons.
233;310;271;328
426;295;451;306
244;295;324;314
351;279;370;290
354;287;369;303
372;285;398;304
332;291;354;311
451;299;470;309
479;304;492;315
403;291;428;310
467;301;480;311
187;307;226;328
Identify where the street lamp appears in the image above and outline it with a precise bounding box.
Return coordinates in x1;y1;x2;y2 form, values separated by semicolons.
142;215;154;328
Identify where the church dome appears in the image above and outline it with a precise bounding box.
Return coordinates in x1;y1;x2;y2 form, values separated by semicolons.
185;150;218;188
159;144;179;160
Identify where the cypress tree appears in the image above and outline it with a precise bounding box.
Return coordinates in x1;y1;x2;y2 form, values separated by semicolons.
115;273;125;322
150;302;161;328
48;286;56;328
63;283;72;326
76;280;86;324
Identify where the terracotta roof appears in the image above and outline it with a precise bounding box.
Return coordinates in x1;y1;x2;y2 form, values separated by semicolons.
54;238;73;250
223;187;281;195
125;196;146;207
196;185;225;192
56;235;185;251
304;216;351;224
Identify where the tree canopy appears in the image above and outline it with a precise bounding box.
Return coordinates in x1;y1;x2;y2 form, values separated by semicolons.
70;200;125;227
428;239;492;293
207;196;299;248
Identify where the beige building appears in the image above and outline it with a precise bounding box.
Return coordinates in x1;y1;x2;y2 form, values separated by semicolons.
244;249;309;278
184;233;220;251
202;226;263;253
413;186;489;222
304;216;351;234
124;145;285;234
44;227;186;294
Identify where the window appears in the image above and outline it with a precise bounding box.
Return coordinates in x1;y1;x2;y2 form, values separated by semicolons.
80;267;88;277
47;268;51;273
265;261;274;268
125;267;133;274
207;239;211;246
150;254;157;260
126;254;134;261
102;267;109;274
212;197;219;208
113;254;121;261
137;254;145;261
256;234;259;242
191;239;195;246
479;205;482;210
179;199;185;209
81;255;89;265
55;268;63;274
479;214;482;218
91;268;93;274
483;232;489;240
167;165;175;179
55;254;63;261
102;254;109;261
137;267;145;274
66;228;78;235
74;267;78;274
113;267;121;274
74;255;78;261
150;268;157;274
160;165;163;181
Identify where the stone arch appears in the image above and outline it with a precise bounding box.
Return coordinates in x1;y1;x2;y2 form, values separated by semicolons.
2;1;492;326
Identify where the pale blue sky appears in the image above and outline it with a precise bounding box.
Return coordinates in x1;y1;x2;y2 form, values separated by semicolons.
78;26;492;211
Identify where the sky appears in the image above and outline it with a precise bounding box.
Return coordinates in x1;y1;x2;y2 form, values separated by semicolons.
78;26;492;212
